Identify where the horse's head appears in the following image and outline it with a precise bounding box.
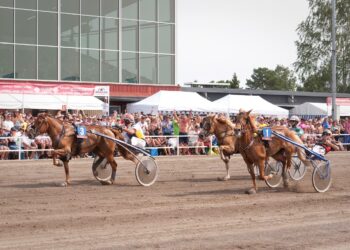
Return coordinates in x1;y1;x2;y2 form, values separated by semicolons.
234;109;256;137
32;113;50;135
199;115;217;139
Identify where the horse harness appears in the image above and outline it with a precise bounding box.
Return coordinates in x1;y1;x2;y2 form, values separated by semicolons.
237;116;258;158
38;117;86;153
53;124;66;148
216;128;235;145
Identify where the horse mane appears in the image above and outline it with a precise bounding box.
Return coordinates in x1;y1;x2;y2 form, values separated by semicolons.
247;113;258;133
215;116;229;124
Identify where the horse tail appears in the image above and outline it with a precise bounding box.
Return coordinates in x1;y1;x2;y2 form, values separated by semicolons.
288;131;311;166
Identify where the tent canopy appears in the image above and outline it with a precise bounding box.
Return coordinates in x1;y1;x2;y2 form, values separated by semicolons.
55;95;105;110
127;90;226;114
290;102;350;117
213;94;288;117
0;94;22;109
0;93;104;110
289;102;329;117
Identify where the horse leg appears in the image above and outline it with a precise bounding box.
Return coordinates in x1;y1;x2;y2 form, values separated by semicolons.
257;158;273;181
282;161;289;188
283;153;292;188
52;148;65;167
218;146;230;181
245;163;257;194
52;154;63;167
102;154;118;185
51;148;72;186
61;160;71;187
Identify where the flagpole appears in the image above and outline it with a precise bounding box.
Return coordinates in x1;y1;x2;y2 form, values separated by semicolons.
331;0;337;120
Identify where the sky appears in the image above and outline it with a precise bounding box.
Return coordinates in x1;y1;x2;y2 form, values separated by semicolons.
176;0;310;87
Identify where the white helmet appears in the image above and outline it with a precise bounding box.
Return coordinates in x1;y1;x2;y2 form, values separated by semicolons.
322;129;332;136
239;108;246;113
289;115;300;122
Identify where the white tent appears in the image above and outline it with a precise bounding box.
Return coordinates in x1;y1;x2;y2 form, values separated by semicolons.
289;102;330;117
56;95;104;110
213;94;288;117
12;94;63;110
290;102;350;117
0;94;22;109
127;90;226;114
0;93;104;110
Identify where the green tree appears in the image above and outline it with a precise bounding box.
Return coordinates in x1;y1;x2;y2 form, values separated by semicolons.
228;73;240;89
246;65;297;91
294;0;350;92
297;67;331;92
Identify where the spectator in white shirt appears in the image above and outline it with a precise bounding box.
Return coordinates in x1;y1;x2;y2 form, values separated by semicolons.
2;113;14;132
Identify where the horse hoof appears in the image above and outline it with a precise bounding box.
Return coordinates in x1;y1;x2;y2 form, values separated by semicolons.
59;182;68;187
245;188;256;195
100;180;113;185
217;177;230;181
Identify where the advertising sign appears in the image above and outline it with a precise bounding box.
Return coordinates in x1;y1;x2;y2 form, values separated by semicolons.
94;86;110;97
326;97;350;106
0;82;95;95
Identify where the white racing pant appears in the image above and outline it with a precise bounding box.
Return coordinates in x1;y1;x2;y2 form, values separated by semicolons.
131;137;146;149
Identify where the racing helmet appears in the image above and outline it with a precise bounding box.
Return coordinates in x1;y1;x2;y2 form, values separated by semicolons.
289;115;300;122
322;129;332;136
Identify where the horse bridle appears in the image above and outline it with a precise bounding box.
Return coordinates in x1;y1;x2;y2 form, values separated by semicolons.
34;116;49;135
34;116;68;148
201;118;234;143
236;114;255;152
201;120;211;137
234;114;250;136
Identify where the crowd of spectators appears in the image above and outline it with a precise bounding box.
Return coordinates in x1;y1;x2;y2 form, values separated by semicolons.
1;109;349;160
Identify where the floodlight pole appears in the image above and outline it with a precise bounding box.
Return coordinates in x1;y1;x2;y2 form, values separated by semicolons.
331;0;337;120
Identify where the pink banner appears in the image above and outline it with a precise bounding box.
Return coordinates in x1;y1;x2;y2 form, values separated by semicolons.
0;82;95;96
326;97;350;106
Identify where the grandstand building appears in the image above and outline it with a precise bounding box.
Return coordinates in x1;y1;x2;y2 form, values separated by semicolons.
0;0;178;112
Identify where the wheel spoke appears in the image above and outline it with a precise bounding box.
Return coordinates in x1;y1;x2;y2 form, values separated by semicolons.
312;161;331;193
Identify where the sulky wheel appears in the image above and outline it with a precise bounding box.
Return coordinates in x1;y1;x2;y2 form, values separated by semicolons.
288;155;307;181
264;159;283;188
312;160;332;193
135;156;158;187
92;155;112;183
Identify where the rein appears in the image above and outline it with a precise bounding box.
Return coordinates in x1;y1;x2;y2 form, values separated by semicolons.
53;123;66;148
238;118;256;152
202;117;235;146
212;124;235;147
43;117;75;149
239;137;255;152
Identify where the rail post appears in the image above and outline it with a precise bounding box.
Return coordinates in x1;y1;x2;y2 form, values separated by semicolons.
209;135;213;155
176;135;180;156
17;137;22;160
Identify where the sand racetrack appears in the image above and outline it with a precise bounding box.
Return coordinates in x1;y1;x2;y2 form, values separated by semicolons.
1;153;350;249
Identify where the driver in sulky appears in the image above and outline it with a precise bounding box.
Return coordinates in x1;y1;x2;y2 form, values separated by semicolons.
319;129;344;152
122;117;146;149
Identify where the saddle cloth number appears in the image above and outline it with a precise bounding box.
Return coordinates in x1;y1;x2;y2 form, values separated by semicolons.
262;127;272;140
77;126;87;138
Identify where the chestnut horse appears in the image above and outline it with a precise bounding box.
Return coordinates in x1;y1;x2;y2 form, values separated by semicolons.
32;113;135;186
200;115;238;180
235;110;309;194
